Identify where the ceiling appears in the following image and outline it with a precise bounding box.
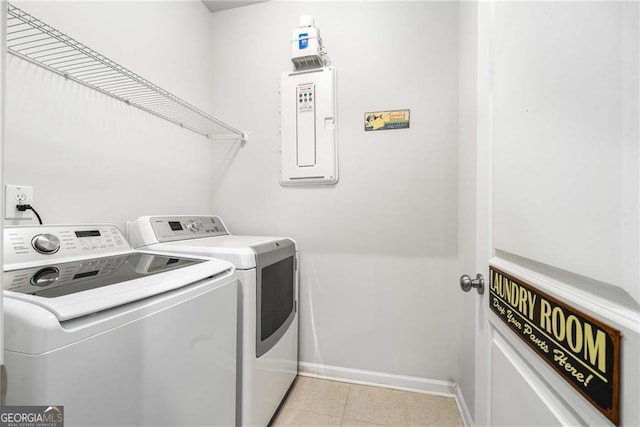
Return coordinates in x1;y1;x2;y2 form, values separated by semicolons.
201;1;269;13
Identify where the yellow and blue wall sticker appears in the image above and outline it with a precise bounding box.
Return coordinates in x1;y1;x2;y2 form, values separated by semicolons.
364;109;410;131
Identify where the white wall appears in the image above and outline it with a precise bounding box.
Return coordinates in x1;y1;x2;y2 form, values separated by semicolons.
4;1;220;231
209;2;463;384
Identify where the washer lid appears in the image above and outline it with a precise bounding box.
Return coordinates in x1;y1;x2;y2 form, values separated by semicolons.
3;251;235;321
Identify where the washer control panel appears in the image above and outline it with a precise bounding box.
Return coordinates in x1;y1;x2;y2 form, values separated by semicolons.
4;225;130;266
149;216;228;243
3;255;129;294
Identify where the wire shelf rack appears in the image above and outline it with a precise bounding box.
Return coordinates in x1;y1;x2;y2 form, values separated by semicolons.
6;3;247;142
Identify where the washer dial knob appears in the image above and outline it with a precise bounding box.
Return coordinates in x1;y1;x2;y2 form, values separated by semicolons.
30;267;60;287
186;220;203;232
32;233;61;254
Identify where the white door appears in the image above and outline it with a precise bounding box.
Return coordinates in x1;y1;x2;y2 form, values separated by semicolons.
461;1;640;426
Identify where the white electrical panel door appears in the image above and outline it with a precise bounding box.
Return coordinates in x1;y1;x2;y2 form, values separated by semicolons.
280;66;337;186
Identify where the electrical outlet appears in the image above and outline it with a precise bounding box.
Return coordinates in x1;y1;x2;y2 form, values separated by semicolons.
5;184;34;220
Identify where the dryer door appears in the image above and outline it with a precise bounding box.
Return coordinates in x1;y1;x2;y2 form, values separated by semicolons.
255;240;296;358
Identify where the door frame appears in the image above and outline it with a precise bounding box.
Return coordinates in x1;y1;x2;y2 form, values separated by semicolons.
470;1;494;425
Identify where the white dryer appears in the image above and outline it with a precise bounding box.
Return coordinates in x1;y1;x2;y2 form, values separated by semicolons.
3;224;238;426
127;215;298;427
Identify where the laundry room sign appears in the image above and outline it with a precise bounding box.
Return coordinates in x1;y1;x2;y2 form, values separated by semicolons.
489;267;621;425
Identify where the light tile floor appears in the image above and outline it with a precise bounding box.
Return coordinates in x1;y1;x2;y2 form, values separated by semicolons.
271;376;464;427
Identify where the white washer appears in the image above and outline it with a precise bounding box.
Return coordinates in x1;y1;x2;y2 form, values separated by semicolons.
3;224;238;427
127;216;298;427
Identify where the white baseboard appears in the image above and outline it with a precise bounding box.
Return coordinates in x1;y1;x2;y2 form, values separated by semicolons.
453;383;474;427
298;361;456;397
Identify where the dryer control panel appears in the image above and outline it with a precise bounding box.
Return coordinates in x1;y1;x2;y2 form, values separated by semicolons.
4;225;130;267
128;216;229;246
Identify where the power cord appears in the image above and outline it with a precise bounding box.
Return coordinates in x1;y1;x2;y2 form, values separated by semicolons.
16;204;43;225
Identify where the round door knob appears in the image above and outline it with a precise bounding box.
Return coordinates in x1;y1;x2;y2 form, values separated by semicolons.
32;233;61;254
460;273;485;294
30;267;60;287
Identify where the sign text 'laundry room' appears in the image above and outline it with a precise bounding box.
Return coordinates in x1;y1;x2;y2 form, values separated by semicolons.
489;267;621;425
